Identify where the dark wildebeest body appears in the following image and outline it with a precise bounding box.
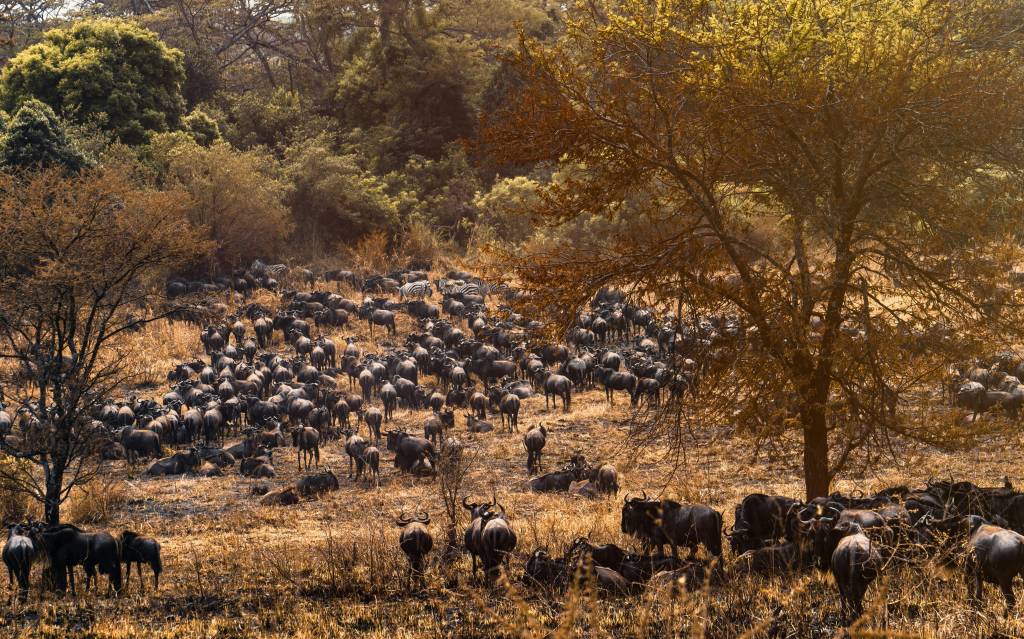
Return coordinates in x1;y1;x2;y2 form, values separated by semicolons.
3;525;36;602
621;496;723;558
120;531;162;592
37;524;122;595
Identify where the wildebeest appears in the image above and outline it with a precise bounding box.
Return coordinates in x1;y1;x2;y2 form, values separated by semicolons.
357;446;380;486
961;515;1024;611
591;463;620;496
729;493;803;555
291;426;320;469
143;448;200;477
524;425;547;475
541;373;572;412
3;524;36;602
344;431;368;478
621;494;723;558
594;366;638;405
365;408;384;445
296;468;340;498
524;548;632;597
37;524;122;595
478;506;518;579
392;433;437;475
499;392;520;432
829;522;881;621
120;426;161;465
464;411;491;434
423;410;453;444
120;531;162;592
528;455;591;493
397;511;433;583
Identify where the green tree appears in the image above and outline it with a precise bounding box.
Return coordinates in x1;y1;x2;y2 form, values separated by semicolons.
182;107;220;146
1;98;90;171
1;18;185;144
152;134;292;270
285;136;399;248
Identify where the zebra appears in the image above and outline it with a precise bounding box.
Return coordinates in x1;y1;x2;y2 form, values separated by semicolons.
439;279;484;299
399;281;433;300
251;260;288;277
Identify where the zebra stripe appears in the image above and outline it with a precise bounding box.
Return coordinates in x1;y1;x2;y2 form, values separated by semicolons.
399;281;432;300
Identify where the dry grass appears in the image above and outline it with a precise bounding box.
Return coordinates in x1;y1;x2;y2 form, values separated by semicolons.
4;286;1024;638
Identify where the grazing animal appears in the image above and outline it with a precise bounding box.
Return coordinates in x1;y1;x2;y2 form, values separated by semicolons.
830;522;881;621
397;512;433;583
478;506;518;579
499;393;521;432
3;524;36;602
120;531;162;592
357;446;380;486
364;408;384;446
344;431;368;478
964;515;1024;612
260;486;300;506
542;374;572;412
729;493;803;555
291;426;321;469
37;524;122;595
524;425;547;475
591;464;620;496
620;495;723;558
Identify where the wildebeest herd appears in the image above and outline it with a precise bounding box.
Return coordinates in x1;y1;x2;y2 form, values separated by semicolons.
4;263;1024;625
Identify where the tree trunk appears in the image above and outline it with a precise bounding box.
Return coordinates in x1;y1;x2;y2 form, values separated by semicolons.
44;470;62;525
800;378;832;500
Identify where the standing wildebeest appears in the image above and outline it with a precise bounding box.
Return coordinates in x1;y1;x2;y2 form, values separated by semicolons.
478;506;518;579
728;493;803;555
591;463;620;495
830;522;881;621
120;531;162;592
499;392;520;432
364;408;384;446
524;425;547;475
37;524;122;595
357;446;380;486
291;426;321;470
620;494;723;558
380;382;398;421
3;524;36;602
393;433;437;475
344;431;368;478
423;410;454;444
541;373;572;412
360;307;396;337
469;391;488;419
397;512;433;584
595;366;638;405
960;515;1024;612
120;425;161;465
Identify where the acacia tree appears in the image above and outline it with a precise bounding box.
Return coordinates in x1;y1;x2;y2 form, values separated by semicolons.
0;167;202;523
482;0;1024;498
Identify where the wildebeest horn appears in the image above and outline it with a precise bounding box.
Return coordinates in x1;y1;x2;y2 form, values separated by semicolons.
497;503;507;515
418;511;431;524
640;490;648;501
396;511;410;526
623;492;631;504
461;496;475;511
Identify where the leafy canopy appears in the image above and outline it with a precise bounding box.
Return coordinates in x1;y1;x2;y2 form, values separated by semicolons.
1;18;185;144
1;98;89;171
483;0;1024;497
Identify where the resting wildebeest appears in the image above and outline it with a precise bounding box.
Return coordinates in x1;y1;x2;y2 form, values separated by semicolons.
830;522;881;621
296;468;340;498
524;425;547;475
3;524;37;602
143;448;200;477
37;524;122;595
621;494;723;558
729;493;803;555
120;531;162;592
524;548;632;597
465;413;493;433
397;512;433;584
528;455;591;492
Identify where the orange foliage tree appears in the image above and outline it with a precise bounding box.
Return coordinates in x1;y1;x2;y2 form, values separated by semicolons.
0;168;205;523
481;0;1024;498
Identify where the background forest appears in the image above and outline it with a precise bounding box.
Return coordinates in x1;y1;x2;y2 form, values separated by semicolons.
0;0;567;273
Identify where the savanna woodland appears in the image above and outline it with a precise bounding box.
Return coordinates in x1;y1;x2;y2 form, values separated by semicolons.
2;0;1024;637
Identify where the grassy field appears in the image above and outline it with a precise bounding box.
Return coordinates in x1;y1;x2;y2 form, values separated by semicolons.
3;289;1024;639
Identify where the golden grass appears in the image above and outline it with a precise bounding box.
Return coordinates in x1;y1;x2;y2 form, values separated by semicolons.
4;285;1024;638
